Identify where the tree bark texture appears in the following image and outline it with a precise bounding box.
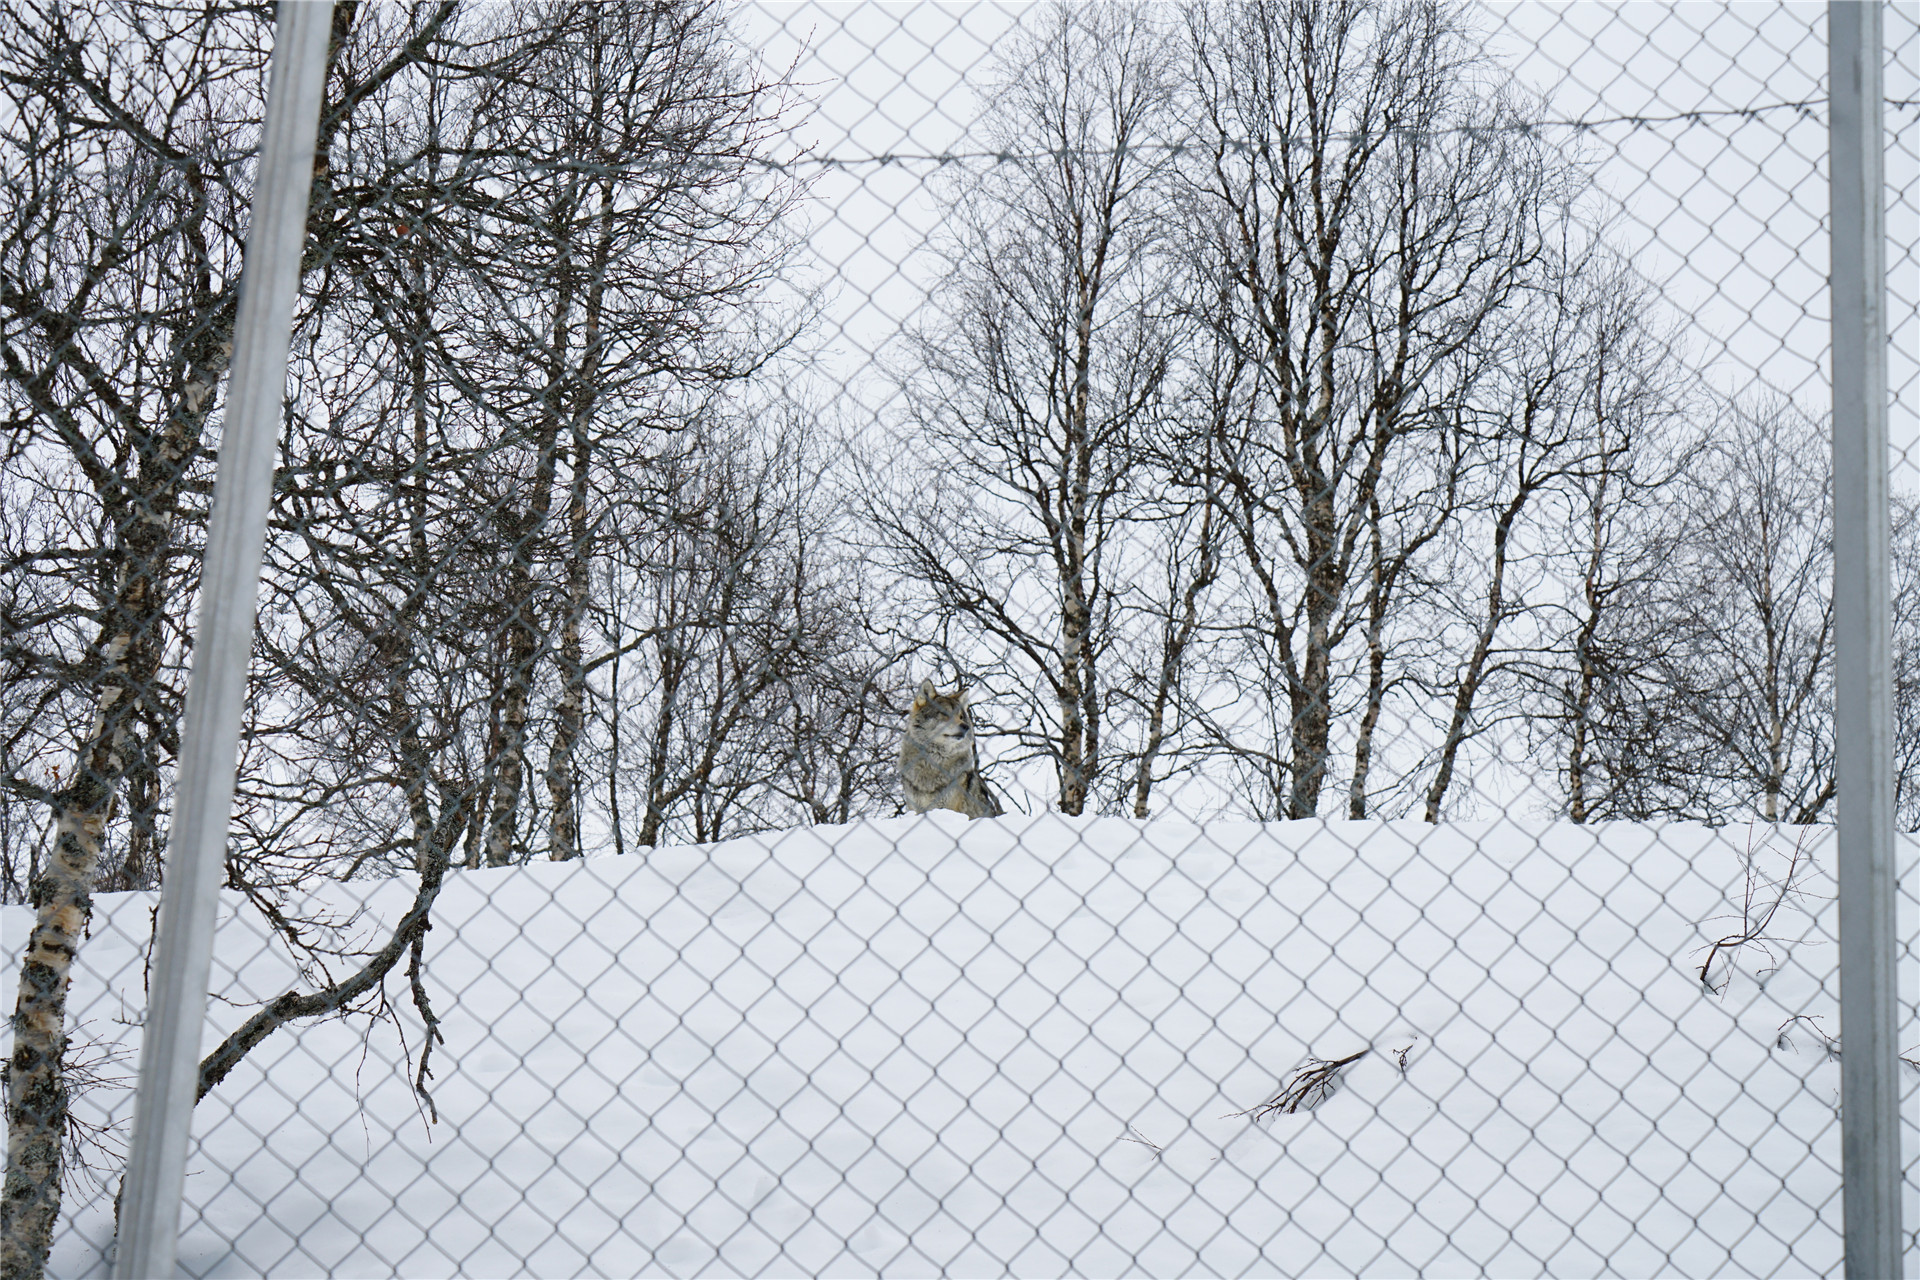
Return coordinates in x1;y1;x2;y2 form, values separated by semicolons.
4;293;234;1280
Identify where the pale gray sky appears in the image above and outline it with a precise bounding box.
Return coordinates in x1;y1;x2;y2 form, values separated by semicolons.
733;1;1918;474
1487;2;1919;479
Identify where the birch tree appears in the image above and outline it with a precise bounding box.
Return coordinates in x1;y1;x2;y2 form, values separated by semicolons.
878;1;1186;815
1181;0;1552;818
1521;304;1702;824
436;0;801;865
0;1;470;1269
3;2;798;1269
1420;251;1682;821
0;6;278;1267
1658;397;1836;823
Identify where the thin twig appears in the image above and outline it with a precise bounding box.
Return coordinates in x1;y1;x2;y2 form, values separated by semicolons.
1226;1049;1371;1120
1696;825;1819;994
1775;1015;1841;1061
1776;1021;1920;1074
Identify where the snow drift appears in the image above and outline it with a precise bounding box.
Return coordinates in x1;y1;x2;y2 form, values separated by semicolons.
10;813;1916;1277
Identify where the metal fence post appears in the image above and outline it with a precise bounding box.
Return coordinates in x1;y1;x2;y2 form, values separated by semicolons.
110;5;331;1277
1829;4;1900;1278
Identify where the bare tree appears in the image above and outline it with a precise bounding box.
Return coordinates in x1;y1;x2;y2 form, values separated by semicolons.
1657;397;1836;823
3;2;801;1269
1179;0;1554;819
1118;460;1223;818
1420;249;1684;821
1892;495;1920;832
1517;292;1703;824
0;1;476;1269
1113;330;1234;819
877;1;1185;815
391;0;805;866
763;508;910;828
237;0;804;870
601;405;898;847
0;6;283;1268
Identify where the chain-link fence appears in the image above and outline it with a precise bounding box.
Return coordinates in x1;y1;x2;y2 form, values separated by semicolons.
2;1;1916;1276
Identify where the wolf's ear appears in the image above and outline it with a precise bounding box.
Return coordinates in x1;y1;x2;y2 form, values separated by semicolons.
957;686;971;709
917;678;937;705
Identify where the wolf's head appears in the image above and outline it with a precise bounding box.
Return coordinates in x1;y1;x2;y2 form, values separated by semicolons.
907;678;977;757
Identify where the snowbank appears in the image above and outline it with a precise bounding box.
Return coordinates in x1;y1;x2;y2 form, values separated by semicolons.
11;813;1916;1277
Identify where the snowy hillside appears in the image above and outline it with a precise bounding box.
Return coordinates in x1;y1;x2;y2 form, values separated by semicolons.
12;814;1918;1277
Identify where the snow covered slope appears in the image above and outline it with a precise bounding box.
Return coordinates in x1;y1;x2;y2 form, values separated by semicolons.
15;813;1917;1277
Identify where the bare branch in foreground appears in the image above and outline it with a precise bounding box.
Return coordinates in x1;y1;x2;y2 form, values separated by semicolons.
1773;1018;1920;1075
1227;1049;1371;1121
1695;824;1819;995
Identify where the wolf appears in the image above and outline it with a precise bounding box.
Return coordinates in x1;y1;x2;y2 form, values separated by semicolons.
899;679;1003;819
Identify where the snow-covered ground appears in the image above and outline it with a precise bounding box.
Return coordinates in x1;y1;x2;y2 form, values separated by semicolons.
10;813;1918;1277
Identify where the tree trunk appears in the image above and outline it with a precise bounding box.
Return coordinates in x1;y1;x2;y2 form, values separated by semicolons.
1348;503;1390;819
636;639;685;848
1132;500;1217;819
544;178;614;862
103;741;161;893
483;271;572;867
484;614;535;867
607;612;625;859
1566;488;1608;823
545;426;590;861
1288;493;1341;819
1424;493;1525;822
4;289;233;1279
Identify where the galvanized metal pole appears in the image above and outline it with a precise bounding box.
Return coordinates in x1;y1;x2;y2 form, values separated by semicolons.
111;5;330;1277
1830;4;1900;1278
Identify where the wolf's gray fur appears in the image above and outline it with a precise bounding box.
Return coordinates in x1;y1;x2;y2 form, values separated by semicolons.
900;679;1002;819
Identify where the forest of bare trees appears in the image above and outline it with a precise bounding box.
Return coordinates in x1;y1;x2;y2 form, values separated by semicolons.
868;0;1917;830
1;0;1912;1273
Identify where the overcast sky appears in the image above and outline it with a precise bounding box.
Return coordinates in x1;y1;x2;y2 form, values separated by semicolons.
731;2;1918;476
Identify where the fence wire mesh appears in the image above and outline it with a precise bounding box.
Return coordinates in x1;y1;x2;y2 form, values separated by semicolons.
2;1;1917;1276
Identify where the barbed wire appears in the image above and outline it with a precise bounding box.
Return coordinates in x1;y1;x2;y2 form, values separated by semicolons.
761;97;1920;171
